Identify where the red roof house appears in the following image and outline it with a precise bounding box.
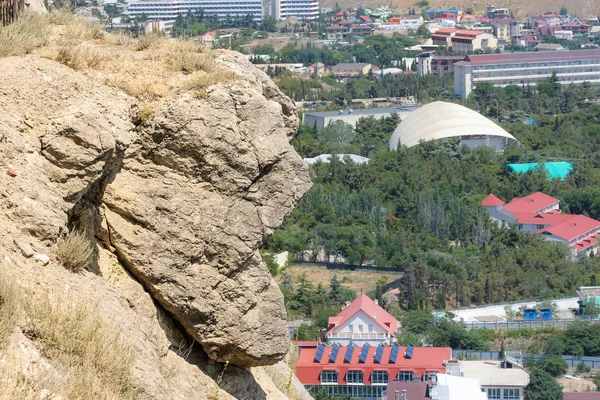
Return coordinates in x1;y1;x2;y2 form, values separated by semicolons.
296;343;451;389
481;192;600;255
327;294;399;346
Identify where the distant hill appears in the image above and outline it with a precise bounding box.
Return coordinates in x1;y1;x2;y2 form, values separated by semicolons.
320;0;600;20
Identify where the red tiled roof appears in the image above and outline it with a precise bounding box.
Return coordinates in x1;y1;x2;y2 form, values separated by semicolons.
359;15;371;22
326;24;347;30
435;28;458;34
512;212;569;225
453;29;484;37
502;192;559;214
564;392;600;400
296;345;451;385
571;236;597;252
540;214;600;242
327;294;398;335
481;194;505;207
463;49;600;65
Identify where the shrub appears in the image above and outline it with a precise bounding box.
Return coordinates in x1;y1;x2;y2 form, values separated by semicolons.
0;13;50;57
537;356;568;377
54;229;93;272
23;293;135;398
55;46;106;70
0;270;19;350
576;361;591;373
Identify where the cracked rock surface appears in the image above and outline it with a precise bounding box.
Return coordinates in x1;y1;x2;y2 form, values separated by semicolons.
100;53;312;367
0;51;311;376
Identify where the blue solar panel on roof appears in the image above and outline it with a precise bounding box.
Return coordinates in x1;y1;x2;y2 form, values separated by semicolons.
390;344;399;363
329;344;340;362
344;345;355;363
314;343;326;362
374;344;384;363
406;344;415;359
359;344;369;363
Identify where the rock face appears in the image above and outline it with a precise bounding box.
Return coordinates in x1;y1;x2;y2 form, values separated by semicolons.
100;53;311;367
0;50;311;397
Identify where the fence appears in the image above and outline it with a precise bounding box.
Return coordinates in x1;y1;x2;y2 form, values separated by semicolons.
293;260;403;274
463;318;572;331
453;349;600;368
0;0;24;26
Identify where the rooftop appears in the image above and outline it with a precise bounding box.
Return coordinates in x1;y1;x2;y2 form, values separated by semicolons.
461;49;600;65
502;192;559;214
328;294;398;335
296;344;452;385
481;194;504;207
304;106;419;118
460;361;530;387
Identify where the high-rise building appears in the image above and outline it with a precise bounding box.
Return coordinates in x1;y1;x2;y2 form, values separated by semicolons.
270;0;319;20
126;0;264;22
454;49;600;98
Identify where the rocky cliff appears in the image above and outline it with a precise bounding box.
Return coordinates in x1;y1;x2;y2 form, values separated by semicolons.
0;14;312;400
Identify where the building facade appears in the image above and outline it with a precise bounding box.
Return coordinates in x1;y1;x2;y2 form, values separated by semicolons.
454;49;600;98
330;63;372;77
270;0;319;20
326;294;399;346
126;0;263;21
417;53;466;76
296;342;452;400
481;192;600;256
450;30;497;54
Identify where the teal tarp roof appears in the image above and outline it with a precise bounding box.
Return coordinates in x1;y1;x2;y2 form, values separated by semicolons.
507;161;573;180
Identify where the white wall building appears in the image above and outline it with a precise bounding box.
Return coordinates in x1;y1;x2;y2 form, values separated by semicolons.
326;294;399;346
126;0;264;21
457;361;529;400
270;0;319;20
454;49;600;99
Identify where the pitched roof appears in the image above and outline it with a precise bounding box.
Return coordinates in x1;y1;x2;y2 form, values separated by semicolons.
296;344;452;385
539;214;600;241
502;192;559;214
327;294;398;335
564;393;600;400
481;194;505;207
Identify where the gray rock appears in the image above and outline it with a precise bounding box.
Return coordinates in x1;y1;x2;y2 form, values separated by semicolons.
13;237;34;258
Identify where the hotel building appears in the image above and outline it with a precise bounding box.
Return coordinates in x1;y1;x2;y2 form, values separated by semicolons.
126;0;264;21
454;49;600;98
270;0;319;20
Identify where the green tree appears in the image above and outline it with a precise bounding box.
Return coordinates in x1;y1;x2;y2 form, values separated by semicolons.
584;298;600;319
559;6;568;15
537;356;568;377
525;368;563;400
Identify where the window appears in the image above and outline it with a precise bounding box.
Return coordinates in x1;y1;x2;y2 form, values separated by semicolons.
347;370;364;384
423;372;437;381
371;371;388;385
348;324;353;332
358;325;363;333
518;224;523;230
320;370;338;384
487;388;501;399
397;371;413;382
368;325;373;332
503;388;520;399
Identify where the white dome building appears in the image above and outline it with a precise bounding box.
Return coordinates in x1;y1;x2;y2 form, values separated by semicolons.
388;101;520;151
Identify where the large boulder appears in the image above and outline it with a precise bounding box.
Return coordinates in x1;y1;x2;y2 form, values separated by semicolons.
99;53;312;367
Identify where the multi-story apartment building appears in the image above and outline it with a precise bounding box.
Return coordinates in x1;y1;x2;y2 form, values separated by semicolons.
454;49;600;98
450;30;497;54
270;0;319;20
493;18;522;41
126;0;263;21
431;27;457;48
417;53;466;76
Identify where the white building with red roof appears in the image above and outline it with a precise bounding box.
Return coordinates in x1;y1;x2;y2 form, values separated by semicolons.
296;342;452;399
481;192;600;256
327;294;399;346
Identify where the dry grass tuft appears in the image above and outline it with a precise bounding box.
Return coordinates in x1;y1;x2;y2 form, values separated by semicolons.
23;295;135;399
0;270;19;350
186;68;237;95
55;45;108;70
105;75;169;100
54;230;93;272
0;13;50;57
135;33;164;51
164;51;217;74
